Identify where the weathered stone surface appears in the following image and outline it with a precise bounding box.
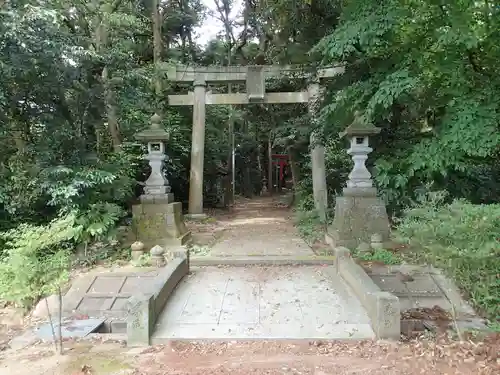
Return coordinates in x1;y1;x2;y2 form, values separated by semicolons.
370;233;383;249
130;241;144;252
189;77;206;215
32;294;59;319
126;294;154;347
152;265;373;341
150;245;165;267
370;274;442;295
126;257;189;346
356;242;371;253
329;247;401;340
327;191;390;249
373;292;400;339
166;64;344;84
132;202;191;249
130;250;143;261
246;65;265;102
169;91;310;106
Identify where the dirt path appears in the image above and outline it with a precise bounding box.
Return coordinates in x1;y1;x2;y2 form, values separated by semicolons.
1;336;498;375
187;195;315;257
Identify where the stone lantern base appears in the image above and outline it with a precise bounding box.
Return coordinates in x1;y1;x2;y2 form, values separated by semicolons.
325;187;390;249
132;195;191;249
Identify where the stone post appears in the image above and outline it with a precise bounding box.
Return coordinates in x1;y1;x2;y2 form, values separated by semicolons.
308;82;327;222
326;111;390;249
132;114;191;249
188;76;207;218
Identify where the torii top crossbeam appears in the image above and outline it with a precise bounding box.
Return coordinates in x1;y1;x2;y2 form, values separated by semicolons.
165;64;345;84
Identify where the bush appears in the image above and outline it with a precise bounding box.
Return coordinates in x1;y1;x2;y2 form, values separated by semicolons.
395;191;500;321
0;203;126;308
0;215;76;308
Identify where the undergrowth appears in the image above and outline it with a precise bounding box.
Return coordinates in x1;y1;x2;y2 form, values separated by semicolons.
354;248;402;265
395;191;500;322
294;209;325;245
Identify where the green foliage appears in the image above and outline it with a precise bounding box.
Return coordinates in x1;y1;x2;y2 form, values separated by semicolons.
0;215;76;308
294;209;324;244
0;200;126;307
395;191;500;321
314;0;500;212
355;248;402;265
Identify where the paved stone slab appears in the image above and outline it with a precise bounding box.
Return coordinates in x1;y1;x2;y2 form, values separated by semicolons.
152;266;374;341
365;265;477;318
63;269;159;321
35;318;105;340
370;274;442;296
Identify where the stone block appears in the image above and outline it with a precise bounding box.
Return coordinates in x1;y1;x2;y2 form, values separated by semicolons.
327;191;390;249
372;292;400;339
126;294;154;347
132;201;191;249
171;247;190;269
126;257;189;346
330;246;401;340
139;193;174;204
153;257;189;318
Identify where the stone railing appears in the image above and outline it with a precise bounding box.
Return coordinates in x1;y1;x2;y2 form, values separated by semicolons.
126;254;189;346
333;247;401;339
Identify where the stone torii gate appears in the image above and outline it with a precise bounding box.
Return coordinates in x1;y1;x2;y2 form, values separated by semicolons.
166;64;344;218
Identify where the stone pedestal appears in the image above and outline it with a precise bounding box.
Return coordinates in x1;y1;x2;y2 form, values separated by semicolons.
133;113;192;251
132;200;191;249
327;187;390;249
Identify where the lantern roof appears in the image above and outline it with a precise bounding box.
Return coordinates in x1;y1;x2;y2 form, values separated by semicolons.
135;113;170;141
339;111;380;138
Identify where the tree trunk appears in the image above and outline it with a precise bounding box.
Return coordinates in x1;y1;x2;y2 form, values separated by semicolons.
152;0;162;101
101;67;121;151
95;5;121;152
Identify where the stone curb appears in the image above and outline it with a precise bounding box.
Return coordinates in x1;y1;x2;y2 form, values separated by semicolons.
333;247;401;339
126;256;189;347
190;255;335;266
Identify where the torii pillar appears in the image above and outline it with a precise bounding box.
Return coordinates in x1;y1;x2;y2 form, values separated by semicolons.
308;81;328;222
187;77;207;218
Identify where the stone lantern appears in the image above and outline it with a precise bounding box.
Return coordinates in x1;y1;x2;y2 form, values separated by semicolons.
134;113;173;202
326;111;390;249
131;113;191;251
340;111;380;192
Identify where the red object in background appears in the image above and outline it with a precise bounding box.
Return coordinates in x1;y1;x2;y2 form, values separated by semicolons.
271;154;289;182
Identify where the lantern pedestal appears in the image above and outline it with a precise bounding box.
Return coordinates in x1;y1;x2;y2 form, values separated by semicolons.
132;201;191;249
131;114;191;250
326;188;389;249
326;112;390;249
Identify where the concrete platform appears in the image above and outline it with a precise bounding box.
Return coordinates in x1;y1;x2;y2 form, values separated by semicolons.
63;268;160;331
364;265;477;318
152;265;374;342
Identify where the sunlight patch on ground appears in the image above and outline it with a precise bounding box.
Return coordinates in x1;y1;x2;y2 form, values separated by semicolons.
219;217;287;226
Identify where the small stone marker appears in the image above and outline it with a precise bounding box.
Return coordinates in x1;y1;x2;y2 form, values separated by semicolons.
150;245;166;267
356;242;371;253
131;241;146;261
370;233;383;250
